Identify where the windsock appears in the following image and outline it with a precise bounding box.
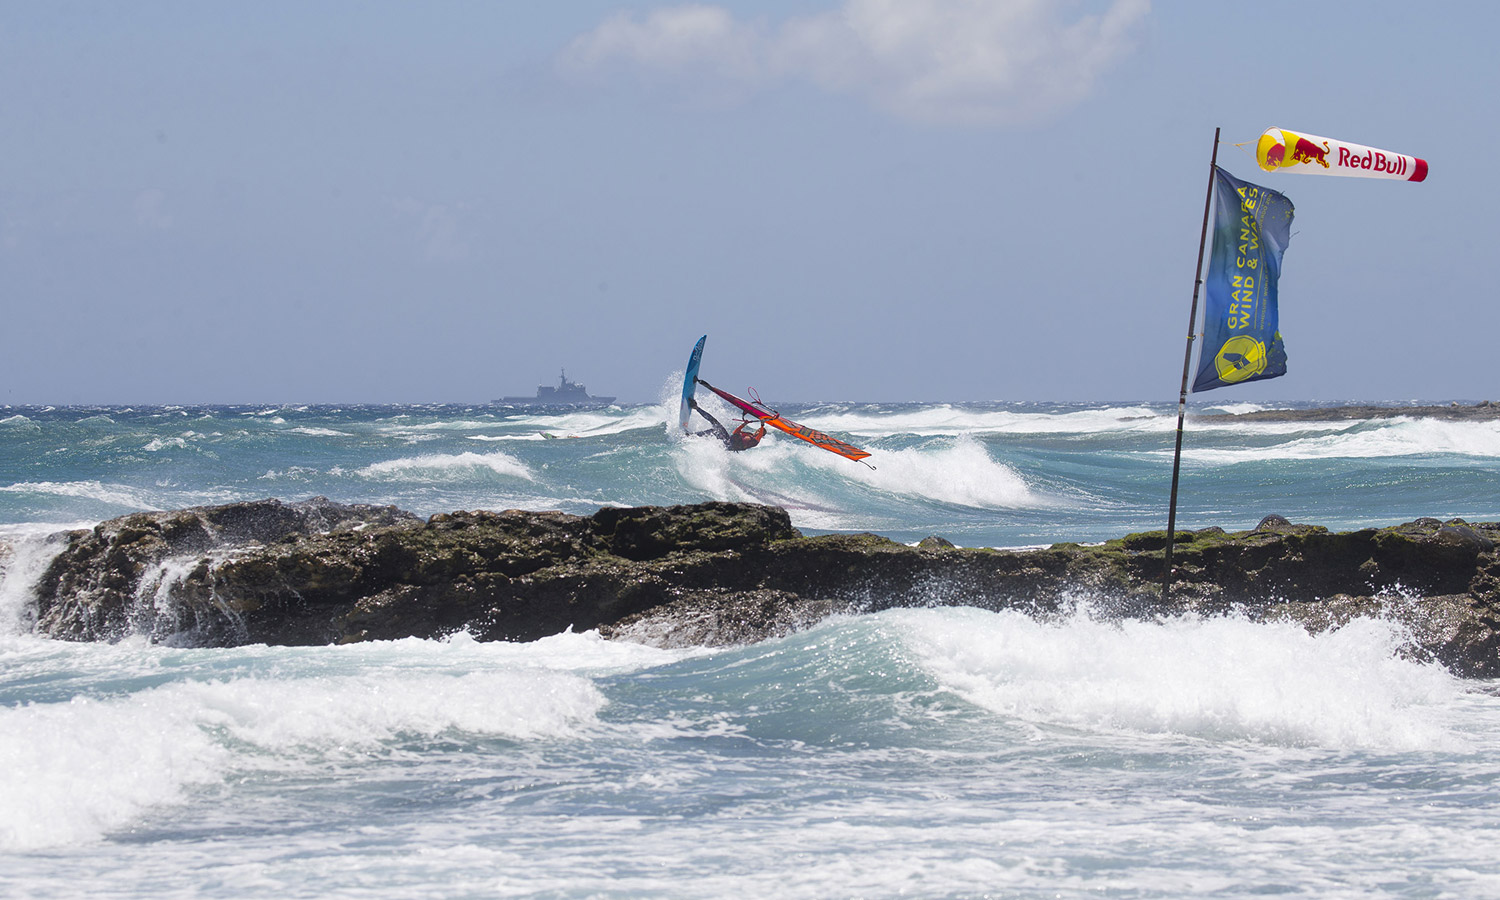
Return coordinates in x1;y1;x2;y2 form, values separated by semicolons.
1256;127;1427;182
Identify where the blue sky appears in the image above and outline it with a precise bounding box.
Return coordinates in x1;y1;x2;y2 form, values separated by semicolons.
2;1;1491;404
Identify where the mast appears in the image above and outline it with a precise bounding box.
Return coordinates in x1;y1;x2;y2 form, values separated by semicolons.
1162;127;1220;603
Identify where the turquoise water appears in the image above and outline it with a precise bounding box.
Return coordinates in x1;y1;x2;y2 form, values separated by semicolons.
4;398;1498;545
3;399;1500;897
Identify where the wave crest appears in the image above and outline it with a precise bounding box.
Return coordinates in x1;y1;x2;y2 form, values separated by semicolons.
357;451;536;482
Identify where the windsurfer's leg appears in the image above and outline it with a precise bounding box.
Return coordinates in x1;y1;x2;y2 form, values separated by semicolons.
694;406;731;440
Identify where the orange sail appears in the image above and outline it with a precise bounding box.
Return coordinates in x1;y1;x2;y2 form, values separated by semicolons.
760;416;871;463
698;380;872;465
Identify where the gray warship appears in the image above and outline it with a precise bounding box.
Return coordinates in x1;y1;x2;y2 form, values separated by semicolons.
496;369;616;406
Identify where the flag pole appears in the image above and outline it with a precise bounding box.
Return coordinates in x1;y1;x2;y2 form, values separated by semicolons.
1163;127;1220;603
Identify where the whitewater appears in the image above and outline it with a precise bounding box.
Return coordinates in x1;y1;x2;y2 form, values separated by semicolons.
3;397;1500;898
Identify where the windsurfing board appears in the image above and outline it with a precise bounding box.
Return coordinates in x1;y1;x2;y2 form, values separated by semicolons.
679;335;707;432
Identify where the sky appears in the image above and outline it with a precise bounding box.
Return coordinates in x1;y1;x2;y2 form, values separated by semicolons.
2;0;1494;405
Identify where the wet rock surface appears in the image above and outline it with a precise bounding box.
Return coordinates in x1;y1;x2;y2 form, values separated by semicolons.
25;498;1500;677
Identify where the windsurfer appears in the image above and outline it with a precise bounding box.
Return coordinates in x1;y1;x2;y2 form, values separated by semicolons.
688;398;765;451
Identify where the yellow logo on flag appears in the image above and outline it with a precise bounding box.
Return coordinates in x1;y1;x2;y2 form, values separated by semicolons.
1213;336;1268;384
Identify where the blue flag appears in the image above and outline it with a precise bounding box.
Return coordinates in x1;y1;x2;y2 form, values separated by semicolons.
1192;166;1295;393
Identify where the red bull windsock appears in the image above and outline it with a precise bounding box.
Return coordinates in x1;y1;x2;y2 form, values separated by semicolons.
1256;127;1427;182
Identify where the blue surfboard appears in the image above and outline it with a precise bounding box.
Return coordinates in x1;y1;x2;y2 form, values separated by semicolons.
679;335;706;432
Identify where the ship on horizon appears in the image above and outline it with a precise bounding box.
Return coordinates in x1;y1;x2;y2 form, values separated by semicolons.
496;369;617;406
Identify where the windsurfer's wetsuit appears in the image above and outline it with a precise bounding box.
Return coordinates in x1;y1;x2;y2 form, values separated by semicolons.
689;398;765;451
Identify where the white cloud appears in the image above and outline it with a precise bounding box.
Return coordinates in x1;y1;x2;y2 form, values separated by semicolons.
562;5;765;82
559;0;1150;125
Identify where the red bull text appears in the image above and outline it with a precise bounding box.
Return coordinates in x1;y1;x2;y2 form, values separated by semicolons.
1256;127;1427;182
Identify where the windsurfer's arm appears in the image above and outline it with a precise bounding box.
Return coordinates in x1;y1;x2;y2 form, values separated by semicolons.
728;420;766;449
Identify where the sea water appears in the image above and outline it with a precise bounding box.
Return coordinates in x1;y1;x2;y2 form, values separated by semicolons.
2;396;1499;898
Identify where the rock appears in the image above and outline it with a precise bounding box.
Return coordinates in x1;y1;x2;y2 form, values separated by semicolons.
32;497;418;643
1435;525;1495;552
599;588;840;648
20;502;1500;678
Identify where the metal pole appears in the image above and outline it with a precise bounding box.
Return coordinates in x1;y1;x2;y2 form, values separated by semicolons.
1163;127;1221;603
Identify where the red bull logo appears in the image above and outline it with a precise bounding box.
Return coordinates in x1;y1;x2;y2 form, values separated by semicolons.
1257;129;1329;171
1290;136;1331;168
1256;127;1428;182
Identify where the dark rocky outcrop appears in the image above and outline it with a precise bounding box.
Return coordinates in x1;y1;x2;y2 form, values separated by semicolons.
22;498;1500;678
32;498;421;644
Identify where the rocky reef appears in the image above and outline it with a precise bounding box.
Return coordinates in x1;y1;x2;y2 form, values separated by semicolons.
19;498;1500;677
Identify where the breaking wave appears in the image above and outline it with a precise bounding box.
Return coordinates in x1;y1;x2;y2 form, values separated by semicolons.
356;451;537;482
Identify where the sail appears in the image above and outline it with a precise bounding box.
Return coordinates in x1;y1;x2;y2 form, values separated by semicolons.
699;379;770;420
697;380;872;464
761;416;873;463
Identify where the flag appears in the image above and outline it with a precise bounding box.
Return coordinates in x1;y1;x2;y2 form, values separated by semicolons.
1192;167;1295;393
1257;127;1427;182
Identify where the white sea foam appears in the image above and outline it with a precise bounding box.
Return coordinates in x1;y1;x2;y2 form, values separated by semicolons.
671;426;1046;534
1186;418;1357;436
0;480;240;515
1181;417;1500;463
287;426;350;437
0;685;231;851
0;630;687;853
356;450;537;482
803;405;1167;437
895;606;1463;752
502;407;665;436
0;480;162;509
839;436;1042;509
0;529;73;634
379;419;500;433
673;434;810;503
256;465;324;481
0;661;607;851
1196;401;1280;415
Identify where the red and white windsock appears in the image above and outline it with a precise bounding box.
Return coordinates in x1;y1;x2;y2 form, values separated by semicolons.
1256;128;1427;182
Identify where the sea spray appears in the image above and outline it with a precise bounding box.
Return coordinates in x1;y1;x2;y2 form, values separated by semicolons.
1182;417;1500;463
799;403;1167;437
842;436;1043;510
1;608;1498;897
0;631;640;853
0;527;81;635
355;450;537;482
894;605;1464;751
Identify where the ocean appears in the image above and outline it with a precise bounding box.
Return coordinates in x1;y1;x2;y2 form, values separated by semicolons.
3;396;1499;898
